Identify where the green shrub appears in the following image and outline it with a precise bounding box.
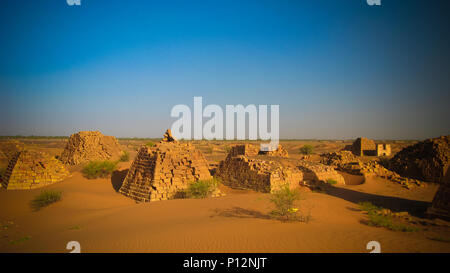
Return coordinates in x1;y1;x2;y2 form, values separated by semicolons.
326;179;337;185
146;141;155;147
299;144;314;155
119;151;130;162
31;190;62;211
186;178;218;199
82;160;117;179
269;184;308;222
358;202;419;232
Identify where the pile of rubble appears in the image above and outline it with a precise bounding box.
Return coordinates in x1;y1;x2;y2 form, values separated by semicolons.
297;160;345;186
1;150;70;190
320;151;359;168
259;144;289;157
390;135;449;184
60;131;123;165
119;130;222;202
216;145;302;192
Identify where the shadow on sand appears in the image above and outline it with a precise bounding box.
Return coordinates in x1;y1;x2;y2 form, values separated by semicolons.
324;186;431;218
211;207;271;220
111;169;128;192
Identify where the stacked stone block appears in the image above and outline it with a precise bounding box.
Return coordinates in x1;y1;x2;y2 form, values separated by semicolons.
60;131;123;165
216;144;302;192
1;151;70;190
119;142;212;202
297;160;346;185
351;137;376;156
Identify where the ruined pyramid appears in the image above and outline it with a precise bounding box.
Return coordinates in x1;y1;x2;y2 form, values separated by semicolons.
60;131;123;165
1;150;70;190
119;130;212;202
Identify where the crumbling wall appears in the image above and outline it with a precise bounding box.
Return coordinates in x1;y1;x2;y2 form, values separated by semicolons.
376;144;391;156
259;144;289;157
351;137;376;156
215;154;302;193
390;135;449;184
298;160;345;185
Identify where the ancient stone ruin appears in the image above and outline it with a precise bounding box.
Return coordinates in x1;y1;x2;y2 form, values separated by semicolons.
389;135;449;184
297;160;345;186
216;144;303;192
427;179;450;220
376;144;391;156
1;150;70;190
258;144;289;157
60;131;123;165
160;129;177;143
119;131;216;202
351;137;376;156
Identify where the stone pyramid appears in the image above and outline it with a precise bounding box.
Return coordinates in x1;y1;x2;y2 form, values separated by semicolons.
427;181;450;220
60;131;123;165
1;150;70;190
119;130;212;202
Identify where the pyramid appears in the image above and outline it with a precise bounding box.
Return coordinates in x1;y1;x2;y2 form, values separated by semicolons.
1;150;70;190
119;130;212;202
60;131;123;165
427;177;450;220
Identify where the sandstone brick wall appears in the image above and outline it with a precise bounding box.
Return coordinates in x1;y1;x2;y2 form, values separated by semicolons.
376;144;391;156
352;137;376;156
259;144;289;157
298;160;345;185
427;181;450;220
119;142;212;202
1;151;69;190
60;131;123;165
216;145;302;193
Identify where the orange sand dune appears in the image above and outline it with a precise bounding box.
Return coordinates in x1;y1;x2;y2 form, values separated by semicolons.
0;168;449;253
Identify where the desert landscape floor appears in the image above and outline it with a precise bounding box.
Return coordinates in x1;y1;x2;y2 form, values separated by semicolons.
1;161;450;253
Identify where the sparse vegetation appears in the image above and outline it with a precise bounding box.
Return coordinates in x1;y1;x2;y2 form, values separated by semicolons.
82;160;117;179
69;225;82;230
326;178;337;185
31;190;62;211
269;184;310;222
358;202;419;232
119;151;130;162
146;141;155;147
299;144;314;155
9;236;31;245
185;178;219;199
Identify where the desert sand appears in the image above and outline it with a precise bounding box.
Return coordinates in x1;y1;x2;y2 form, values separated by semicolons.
0;139;449;253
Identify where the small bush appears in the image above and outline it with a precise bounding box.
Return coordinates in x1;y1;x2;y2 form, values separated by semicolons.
31;190;62;211
269;184;309;222
146;141;155;147
119;151;130;162
358;202;419;232
186;178;218;199
82;160;117;179
9;236;31;245
299;144;314;155
326;179;337;185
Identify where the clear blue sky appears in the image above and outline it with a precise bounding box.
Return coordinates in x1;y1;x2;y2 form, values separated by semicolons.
0;0;449;139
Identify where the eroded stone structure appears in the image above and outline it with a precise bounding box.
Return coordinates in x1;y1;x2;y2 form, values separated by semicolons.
119;131;215;202
297;160;345;185
60;131;123;165
390;135;449;184
427;180;450;220
376;144;391;156
1;151;70;190
259;144;289;157
351;137;376;156
216;144;303;192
